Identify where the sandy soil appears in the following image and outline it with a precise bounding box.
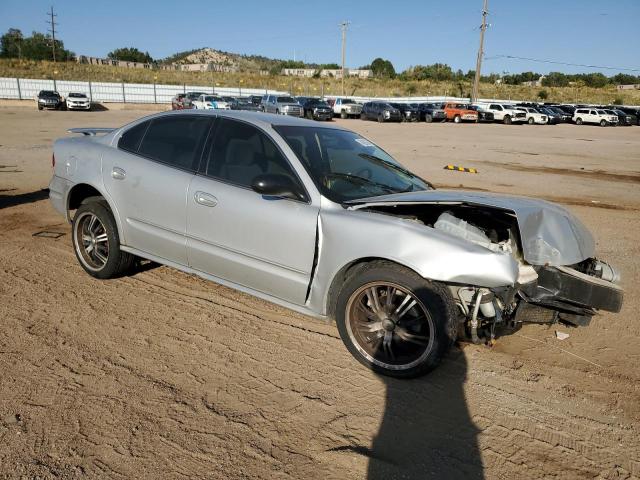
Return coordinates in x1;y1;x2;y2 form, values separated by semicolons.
1;106;639;480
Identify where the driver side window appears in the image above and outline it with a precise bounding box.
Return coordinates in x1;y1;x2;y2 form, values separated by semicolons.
205;118;304;191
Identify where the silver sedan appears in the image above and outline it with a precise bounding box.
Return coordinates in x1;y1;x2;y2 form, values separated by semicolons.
49;110;623;377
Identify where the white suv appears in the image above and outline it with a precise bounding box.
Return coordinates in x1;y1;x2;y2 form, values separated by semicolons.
573;108;618;126
514;107;548;125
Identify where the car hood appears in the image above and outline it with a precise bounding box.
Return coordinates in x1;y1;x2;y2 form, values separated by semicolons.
347;189;595;266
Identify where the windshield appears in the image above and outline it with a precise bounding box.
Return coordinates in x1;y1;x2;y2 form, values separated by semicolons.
341;98;356;104
68;93;86;98
205;96;223;102
596;110;607;115
273;126;430;203
277;96;297;103
40;91;58;97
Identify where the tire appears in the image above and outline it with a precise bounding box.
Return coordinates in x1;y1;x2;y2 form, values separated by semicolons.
453;115;461;124
503;115;512;125
72;200;134;279
306;110;313;120
335;260;457;378
576;118;583;125
377;114;384;123
528;117;535;125
37;105;43;111
424;114;433;123
275;109;279;115
341;111;348;119
600;119;607;127
360;112;366;120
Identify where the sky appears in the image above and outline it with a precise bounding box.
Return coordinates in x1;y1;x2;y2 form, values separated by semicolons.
1;0;639;76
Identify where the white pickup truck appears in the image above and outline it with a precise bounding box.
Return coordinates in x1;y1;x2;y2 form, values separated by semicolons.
475;103;527;124
331;98;363;119
191;94;231;110
514;107;548;125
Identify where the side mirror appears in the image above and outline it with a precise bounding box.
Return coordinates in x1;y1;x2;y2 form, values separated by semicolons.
251;173;307;201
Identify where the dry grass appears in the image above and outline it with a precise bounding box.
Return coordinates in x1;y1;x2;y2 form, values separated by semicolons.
1;59;638;104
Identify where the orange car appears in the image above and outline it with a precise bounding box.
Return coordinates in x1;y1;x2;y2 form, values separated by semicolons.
441;103;479;123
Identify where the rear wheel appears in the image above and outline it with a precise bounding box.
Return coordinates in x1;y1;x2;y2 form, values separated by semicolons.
335;261;456;378
503;115;512;125
576;117;583;125
72;200;134;279
360;112;366;120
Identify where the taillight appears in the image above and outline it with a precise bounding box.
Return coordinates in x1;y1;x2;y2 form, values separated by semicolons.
52;153;55;168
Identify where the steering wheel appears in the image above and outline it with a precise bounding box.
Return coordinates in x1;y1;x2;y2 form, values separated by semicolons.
353;167;372;179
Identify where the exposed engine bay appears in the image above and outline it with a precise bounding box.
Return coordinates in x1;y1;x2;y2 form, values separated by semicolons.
360;201;624;344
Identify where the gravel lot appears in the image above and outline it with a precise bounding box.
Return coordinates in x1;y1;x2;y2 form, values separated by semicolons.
1;106;639;479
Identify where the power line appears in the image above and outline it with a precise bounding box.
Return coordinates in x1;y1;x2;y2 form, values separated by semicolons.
484;54;640;72
45;5;58;62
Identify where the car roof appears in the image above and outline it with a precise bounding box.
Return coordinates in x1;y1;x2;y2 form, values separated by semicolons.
150;109;347;129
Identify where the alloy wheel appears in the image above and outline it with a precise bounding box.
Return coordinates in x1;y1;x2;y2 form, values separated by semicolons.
74;212;109;271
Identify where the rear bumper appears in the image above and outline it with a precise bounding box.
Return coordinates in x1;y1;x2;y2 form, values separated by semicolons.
48;175;73;222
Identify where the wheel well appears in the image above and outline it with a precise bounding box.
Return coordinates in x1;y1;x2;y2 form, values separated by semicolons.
67;184;104;212
325;257;419;318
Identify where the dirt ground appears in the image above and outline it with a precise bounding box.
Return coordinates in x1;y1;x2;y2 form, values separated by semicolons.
1;106;639;480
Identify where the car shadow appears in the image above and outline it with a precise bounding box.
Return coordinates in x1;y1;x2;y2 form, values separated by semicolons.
366;347;484;479
0;188;49;209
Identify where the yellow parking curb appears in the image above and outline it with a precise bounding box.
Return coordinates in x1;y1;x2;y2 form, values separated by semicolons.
444;165;478;174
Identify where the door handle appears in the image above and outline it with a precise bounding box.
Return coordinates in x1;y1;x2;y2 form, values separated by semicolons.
194;191;218;207
112;167;126;180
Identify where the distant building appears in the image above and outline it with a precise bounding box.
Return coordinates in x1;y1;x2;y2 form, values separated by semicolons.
282;68;372;78
617;84;640;90
76;55;152;69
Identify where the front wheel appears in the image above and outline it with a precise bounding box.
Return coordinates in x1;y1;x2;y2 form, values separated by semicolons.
424;114;433;123
72;200;134;279
503;115;512;125
377;114;384;123
528;117;535;125
453;115;461;124
600;119;607;127
341;111;348;119
335;261;456;378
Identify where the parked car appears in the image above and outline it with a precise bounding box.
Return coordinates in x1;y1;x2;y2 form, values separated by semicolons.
37;90;64;110
389;103;420;122
261;95;304;117
331;98;363;119
476;104;526;124
192;95;231;110
171;93;187;110
247;95;263;106
66;92;91;111
49;110;623;378
514;107;548;125
361;102;402;122
537;107;562;125
545;106;572;123
297;97;333;121
440;103;478;123
606;109;637;126
182;91;208;109
615;107;640;125
231;97;262;112
572;108;618;126
467;105;494;123
413;103;447;123
555;105;577;118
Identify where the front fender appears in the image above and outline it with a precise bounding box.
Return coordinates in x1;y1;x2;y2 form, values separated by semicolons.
308;208;519;316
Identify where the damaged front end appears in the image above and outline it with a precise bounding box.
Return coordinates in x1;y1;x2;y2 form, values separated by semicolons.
348;190;624;342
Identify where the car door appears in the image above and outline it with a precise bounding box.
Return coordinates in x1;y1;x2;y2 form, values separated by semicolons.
186;117;319;305
103;114;212;266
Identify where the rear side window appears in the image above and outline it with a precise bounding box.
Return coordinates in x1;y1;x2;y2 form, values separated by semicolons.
118;121;149;153
137;116;211;171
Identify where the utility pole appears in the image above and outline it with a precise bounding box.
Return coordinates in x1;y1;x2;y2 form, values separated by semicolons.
340;21;350;96
46;5;58;62
471;0;488;103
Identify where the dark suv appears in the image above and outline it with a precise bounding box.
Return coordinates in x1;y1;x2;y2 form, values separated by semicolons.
390;103;420;122
413;103;447;122
296;97;333;121
37;90;64;110
361;102;402;122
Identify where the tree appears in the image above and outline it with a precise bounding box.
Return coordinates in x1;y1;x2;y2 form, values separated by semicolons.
537;89;549;100
542;72;569;87
581;72;608;88
611;73;639;85
370;57;396;78
107;47;153;63
0;28;23;58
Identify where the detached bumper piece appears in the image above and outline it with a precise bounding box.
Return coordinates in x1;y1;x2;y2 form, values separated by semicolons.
517;265;623;326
